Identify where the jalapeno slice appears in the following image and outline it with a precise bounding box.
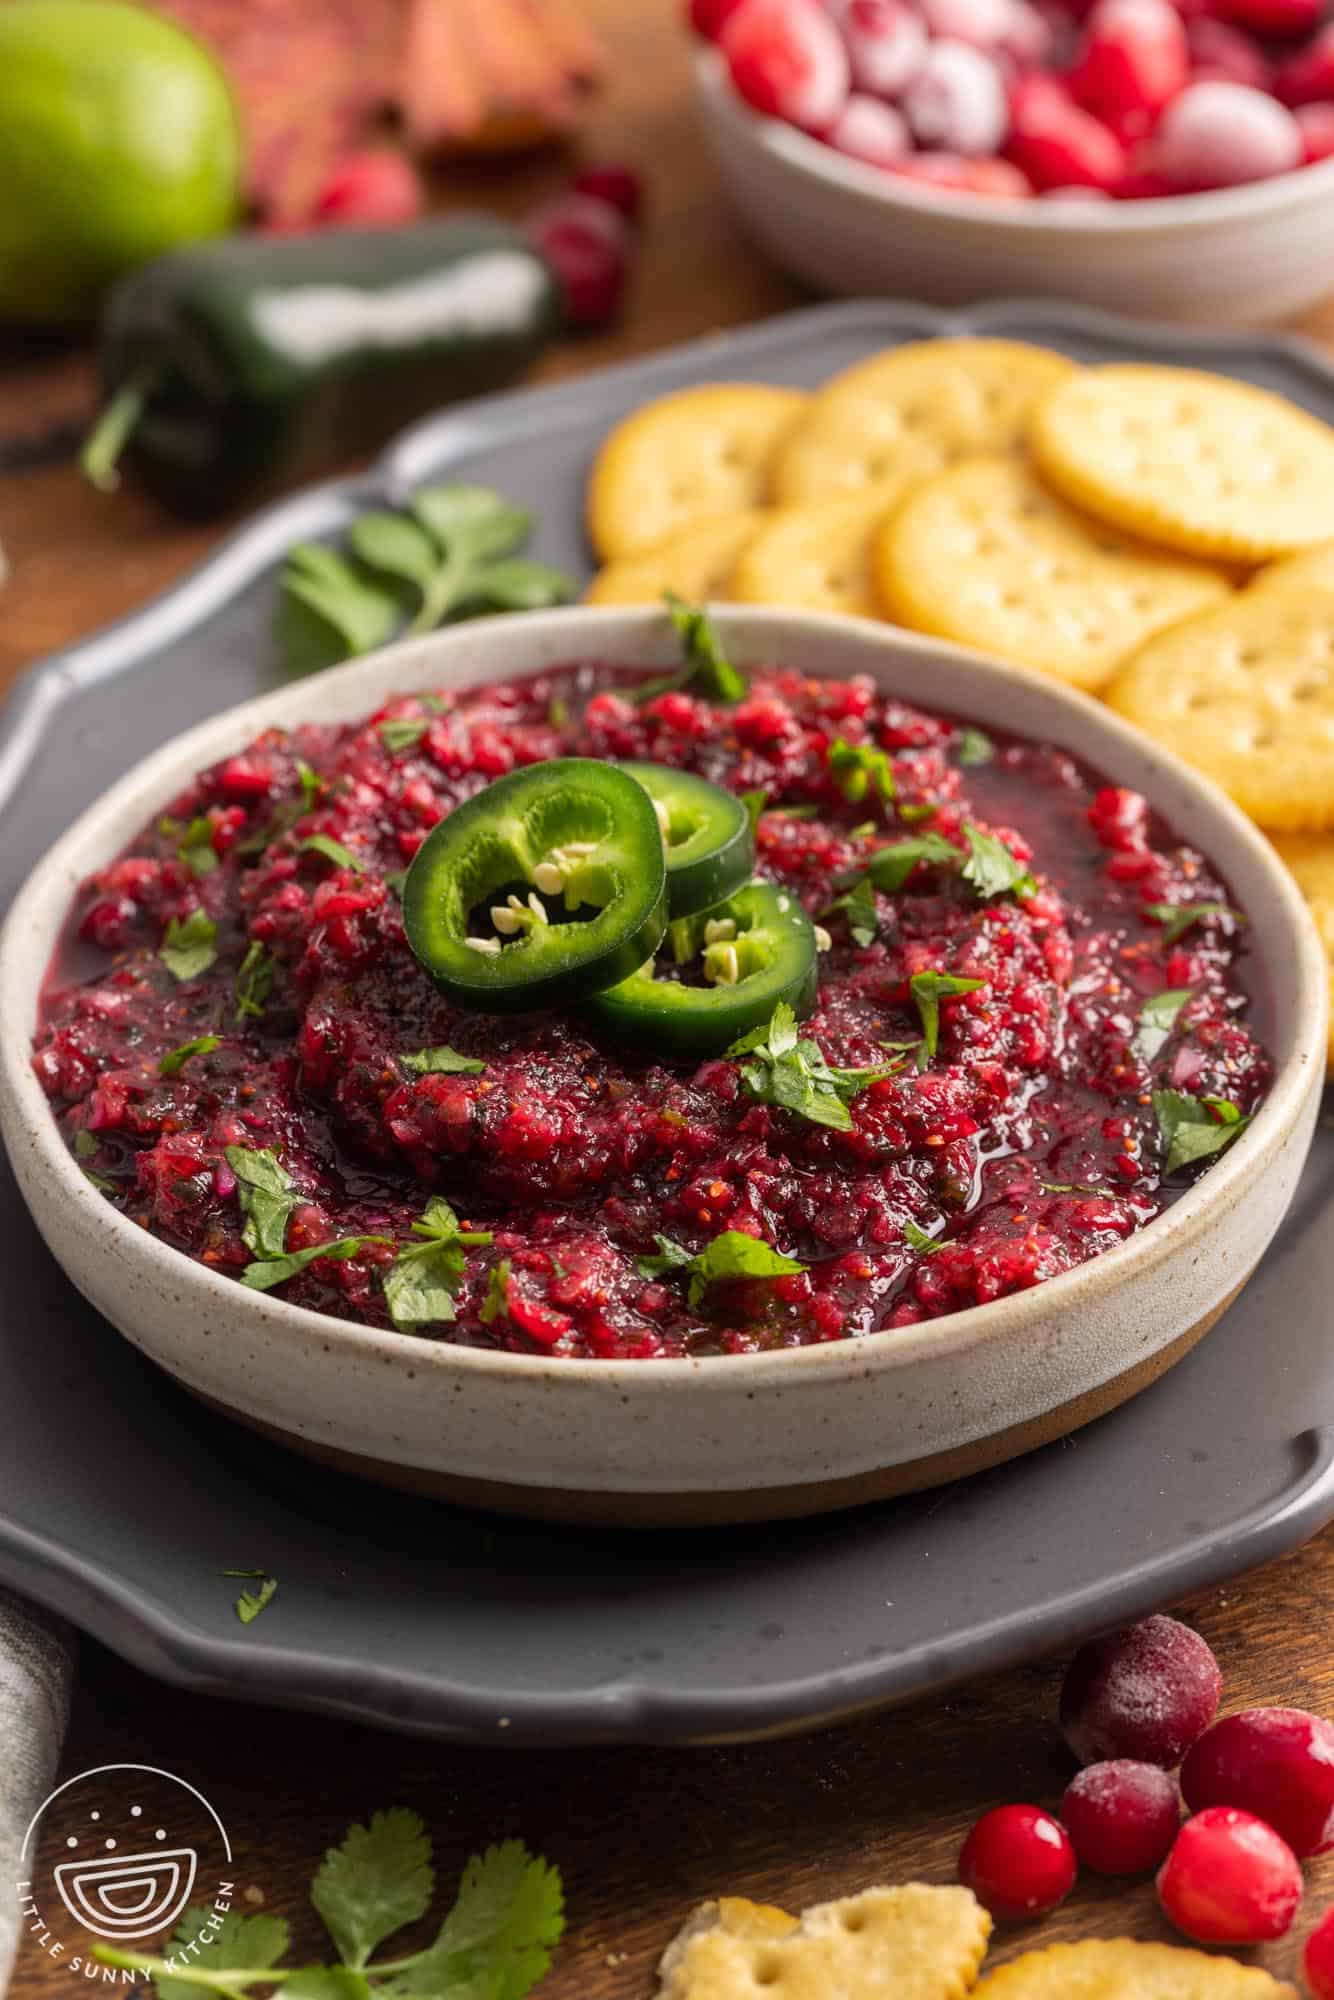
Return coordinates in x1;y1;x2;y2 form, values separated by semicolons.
619;763;755;920
402;758;667;1011
587;880;819;1057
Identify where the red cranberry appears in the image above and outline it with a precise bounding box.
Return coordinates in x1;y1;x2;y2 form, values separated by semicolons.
1061;1760;1181;1874
1151;80;1301;187
837;0;928;96
1276;22;1334;106
1185;16;1270;90
530;196;630;331
1156;1807;1302;1944
721;0;851;129
1214;0;1322;37
312;149;425;227
1180;1707;1334;1859
1060;1614;1222;1768
1068;0;1189;132
689;0;750;38
1297;101;1334;159
958;1805;1078;1920
570;163;645;223
825;93;911;164
1005;72;1128;190
1305;1905;1334;2000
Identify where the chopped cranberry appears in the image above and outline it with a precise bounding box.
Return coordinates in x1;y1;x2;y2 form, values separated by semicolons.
1276;22;1334;105
958;1805;1078;1919
1060;1760;1180;1873
530;196;631;331
825;93;912;163
1150;80;1302;186
838;0;928;95
1005;72;1128;189
570;162;646;223
1306;1906;1334;2000
903;42;1010;153
1180;1707;1334;1859
721;0;851;127
312;149;426;227
1060;1614;1222;1768
1068;0;1189;132
1156;1807;1303;1944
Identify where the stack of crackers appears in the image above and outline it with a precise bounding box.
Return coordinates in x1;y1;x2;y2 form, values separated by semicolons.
585;340;1334;1064
655;1883;1297;1996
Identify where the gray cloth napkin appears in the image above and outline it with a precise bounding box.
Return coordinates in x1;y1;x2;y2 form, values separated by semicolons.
0;1593;74;1994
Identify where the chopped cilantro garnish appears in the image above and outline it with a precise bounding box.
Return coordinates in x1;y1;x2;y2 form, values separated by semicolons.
909;969;987;1063
636;1229;807;1308
903;1219;944;1255
221;1569;278;1625
822;874;878;948
300;833;361;872
960;823;1037;902
378;717;430;754
160;1034;221;1078
635;595;748;705
766;803;820;821
225;1146;299;1259
899;802;937;824
864;831;963;894
241;1234;388;1292
957;727;995;766
726;1001;900;1130
740;788;768;833
400;1046;487;1076
1145;900;1245;947
160;909;217;982
296;758;322;810
1132;987;1192;1064
548;692;570;730
1152;1089;1250;1176
828;736;895;808
1041;1179;1113;1196
81;1167;117;1195
176;815;219;878
73;1127;98;1159
235;939;274;1021
479;1260;512;1325
382;1198;493;1331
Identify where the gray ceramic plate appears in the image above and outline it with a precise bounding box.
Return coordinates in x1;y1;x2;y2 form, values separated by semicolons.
3;299;1334;1745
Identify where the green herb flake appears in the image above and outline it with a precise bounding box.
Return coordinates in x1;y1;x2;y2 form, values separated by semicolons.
176;815;220;878
635;1233;696;1281
740;788;769;834
1152;1089;1251;1176
903;1219;944;1255
222;1569;278;1626
1041;1179;1112;1197
726;999;900;1131
479;1260;512;1325
311;1809;434;1970
378;718;430;755
72;1127;97;1159
382;1198;493;1332
633;594;748;706
296;759;322;811
960;823;1037;902
766;803;820;821
910;969;987;1063
828;736;895;809
241;1235;389;1293
548;692;570;730
1145;900;1245;947
401;1046;487;1077
683;1231;807;1309
235;939;275;1022
898;802;937;824
300;833;361;872
225;1146;299;1260
1132;987;1192;1064
865;831;963;894
276;542;401;677
81;1167;117;1195
160;1035;221;1079
957;727;995;767
160;910;218;982
822;874;878;948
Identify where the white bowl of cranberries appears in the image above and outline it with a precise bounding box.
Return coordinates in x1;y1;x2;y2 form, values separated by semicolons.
690;0;1334;322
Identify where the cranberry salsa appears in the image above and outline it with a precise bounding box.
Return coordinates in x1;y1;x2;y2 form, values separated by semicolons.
33;639;1271;1361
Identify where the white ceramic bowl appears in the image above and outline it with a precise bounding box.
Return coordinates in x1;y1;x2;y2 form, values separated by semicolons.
0;607;1325;1525
694;47;1334;325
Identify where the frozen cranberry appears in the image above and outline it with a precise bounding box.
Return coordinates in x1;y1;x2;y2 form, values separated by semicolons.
689;0;750;38
721;0;851;128
1006;72;1128;188
1185;16;1270;90
1061;1760;1180;1874
1305;1906;1334;2000
1156;1807;1302;1944
1213;0;1322;36
1180;1708;1334;1859
837;0;928;99
530;196;630;330
903;42;1010;152
1297;100;1334;159
893;150;1034;191
825;92;912;162
1068;0;1189;133
920;0;1017;49
570;162;645;223
312;149;425;226
1000;0;1058;64
1151;80;1302;186
1060;1615;1222;1768
959;1805;1078;1920
1276;22;1334;105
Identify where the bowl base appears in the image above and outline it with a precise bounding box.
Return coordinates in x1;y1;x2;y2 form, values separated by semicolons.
190;1282;1243;1527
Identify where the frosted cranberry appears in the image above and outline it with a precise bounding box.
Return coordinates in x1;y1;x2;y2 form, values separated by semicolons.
1214;0;1322;36
1068;0;1189;131
837;0;928;98
1000;0;1058;64
570;162;645;223
1185;16;1270;90
312;149;425;226
1305;1906;1334;2000
530;197;630;330
1297;101;1334;160
919;0;1016;50
903;42;1010;152
1180;1708;1334;1859
1151;81;1301;186
1276;23;1334;106
1006;72;1128;188
1060;1615;1222;1768
721;0;851;128
825;93;912;163
1156;1807;1302;1944
1061;1760;1180;1874
690;0;750;38
958;1805;1078;1920
893;150;1034;191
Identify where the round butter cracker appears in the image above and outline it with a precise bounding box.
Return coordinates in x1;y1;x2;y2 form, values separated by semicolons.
584;511;764;605
1248;539;1334;597
1105;585;1334;830
875;455;1232;691
1267;829;1334;1071
587;384;809;561
1030;364;1334;563
730;496;893;619
770;339;1076;509
974;1938;1296;1997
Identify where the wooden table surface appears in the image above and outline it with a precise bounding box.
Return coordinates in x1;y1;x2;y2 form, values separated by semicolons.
6;2;1334;1993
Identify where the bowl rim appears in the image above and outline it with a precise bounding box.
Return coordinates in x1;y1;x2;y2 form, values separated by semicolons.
693;43;1334;234
1;603;1325;1394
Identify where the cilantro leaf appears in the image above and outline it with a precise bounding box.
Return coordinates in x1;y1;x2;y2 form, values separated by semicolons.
823;875;878;948
301;834;361;872
380;1842;564;2000
1132;987;1192;1064
225;1146;299;1259
898;802;937;825
349;512;440;591
235;939;275;1022
957;727;995;766
241;1236;388;1292
153;1907;290;2000
864;831;963;894
221;1569;278;1626
160;1035;221;1079
766;803;820;821
161;910;218;982
284;1973;369;2000
1153;1089;1250;1176
82;1167;117;1195
479;1260;512;1325
960;823;1037;902
909;969;987;1062
401;1046;487;1076
468;560;574;615
726;1001;899;1130
311;1808;434;1969
177;815;220;878
379;718;430;754
277;543;401;675
296;759;323;811
73;1127;98;1158
903;1219;944;1255
684;1231;807;1308
634;595;748;706
828;736;894;808
412;486;532;567
635;1233;696;1280
1146;900;1245;947
383;1199;493;1331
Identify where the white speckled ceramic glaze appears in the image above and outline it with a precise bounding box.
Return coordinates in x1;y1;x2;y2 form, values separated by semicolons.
693;49;1334;326
0;607;1324;1521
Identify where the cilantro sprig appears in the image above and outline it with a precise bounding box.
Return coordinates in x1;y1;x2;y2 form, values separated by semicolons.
960;825;1036;902
633;595;748;706
160;1035;221;1078
1146;900;1245;947
95;1814;564;2000
1153;1090;1250;1176
383;1198;493;1331
822;874;878;948
828;737;894;809
1132;987;1191;1064
636;1229;807;1307
241;1235;389;1293
276;484;574;676
161;910;218;982
226;1147;300;1260
726;1001;901;1131
864;831;963;894
235;941;275;1022
910;969;986;1063
401;1047;487;1077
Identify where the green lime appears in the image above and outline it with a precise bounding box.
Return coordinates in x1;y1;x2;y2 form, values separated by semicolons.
0;0;242;328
